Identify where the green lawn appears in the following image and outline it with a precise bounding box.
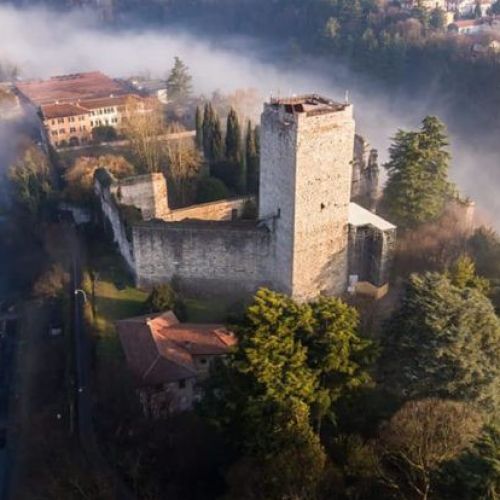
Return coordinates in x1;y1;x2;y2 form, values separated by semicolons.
184;297;234;323
83;228;240;359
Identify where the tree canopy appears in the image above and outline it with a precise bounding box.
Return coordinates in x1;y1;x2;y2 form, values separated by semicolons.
382;116;454;229
381;271;500;412
166;56;193;101
8;143;53;219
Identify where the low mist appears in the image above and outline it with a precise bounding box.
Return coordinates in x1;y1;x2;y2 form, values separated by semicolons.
0;4;497;225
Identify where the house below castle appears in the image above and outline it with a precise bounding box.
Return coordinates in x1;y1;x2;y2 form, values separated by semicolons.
116;311;237;416
95;95;396;302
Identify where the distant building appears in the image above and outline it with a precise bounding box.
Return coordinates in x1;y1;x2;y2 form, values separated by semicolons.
129;78;168;104
116;311;237;416
401;0;448;11
449;0;493;16
449;18;479;33
16;71;150;148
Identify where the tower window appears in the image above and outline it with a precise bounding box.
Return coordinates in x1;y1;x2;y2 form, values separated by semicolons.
321;203;325;210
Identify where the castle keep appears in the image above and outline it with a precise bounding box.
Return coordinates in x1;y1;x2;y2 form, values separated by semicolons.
95;95;396;301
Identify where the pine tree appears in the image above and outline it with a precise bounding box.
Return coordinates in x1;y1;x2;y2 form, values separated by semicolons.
381;272;500;412
245;120;259;194
166;56;192;101
382;116;453;229
195;105;203;150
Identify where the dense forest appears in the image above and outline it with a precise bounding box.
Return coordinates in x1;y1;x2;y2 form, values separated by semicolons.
111;0;500;136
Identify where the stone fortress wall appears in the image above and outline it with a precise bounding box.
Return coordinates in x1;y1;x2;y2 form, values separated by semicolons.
95;95;396;300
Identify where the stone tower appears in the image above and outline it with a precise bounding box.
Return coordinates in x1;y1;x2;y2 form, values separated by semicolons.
259;95;356;301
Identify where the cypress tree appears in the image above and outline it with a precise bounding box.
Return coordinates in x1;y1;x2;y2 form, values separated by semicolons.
246;120;259;194
210;113;224;162
226;108;246;193
195;105;203;150
202;102;214;159
225;108;242;163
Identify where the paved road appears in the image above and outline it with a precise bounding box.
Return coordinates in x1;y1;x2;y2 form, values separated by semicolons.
69;225;136;500
0;222;17;500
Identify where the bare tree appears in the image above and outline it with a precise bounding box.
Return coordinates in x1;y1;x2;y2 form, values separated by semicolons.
376;399;483;500
122;96;166;174
164;122;202;206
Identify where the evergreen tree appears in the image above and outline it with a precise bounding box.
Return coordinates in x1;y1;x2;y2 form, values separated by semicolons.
210;113;224;162
438;424;500;499
381;272;500;412
448;255;490;294
430;8;446;30
201;289;374;447
225;108;242;163
475;1;483;18
225;108;245;193
166;56;192;101
382;116;454;229
202;102;214;159
196;176;229;203
245;120;259;194
298;296;375;431
195;105;203;150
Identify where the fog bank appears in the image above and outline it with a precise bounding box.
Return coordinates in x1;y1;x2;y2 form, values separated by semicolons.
0;4;497;224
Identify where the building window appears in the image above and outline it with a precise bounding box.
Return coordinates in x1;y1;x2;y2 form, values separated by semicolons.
51;120;55;125
69;116;75;122
70;127;76;133
57;118;64;124
51;131;58;136
59;129;65;134
200;358;208;365
178;379;186;389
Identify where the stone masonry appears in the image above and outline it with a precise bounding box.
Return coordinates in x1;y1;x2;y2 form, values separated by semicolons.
95;95;397;301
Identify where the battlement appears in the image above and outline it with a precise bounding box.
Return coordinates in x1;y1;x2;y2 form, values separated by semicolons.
267;94;349;117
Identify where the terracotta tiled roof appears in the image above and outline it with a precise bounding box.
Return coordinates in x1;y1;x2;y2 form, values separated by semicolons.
39;93;144;121
116;312;236;387
41;102;89;119
16;71;128;105
82;94;139;110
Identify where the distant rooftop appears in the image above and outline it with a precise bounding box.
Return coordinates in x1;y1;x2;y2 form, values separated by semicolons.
268;94;348;116
348;202;396;231
16;71;128;106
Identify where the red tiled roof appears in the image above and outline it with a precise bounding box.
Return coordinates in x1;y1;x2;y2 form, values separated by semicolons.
39;94;144;120
16;71;128;106
82;94;138;110
116;312;237;387
41;102;89;119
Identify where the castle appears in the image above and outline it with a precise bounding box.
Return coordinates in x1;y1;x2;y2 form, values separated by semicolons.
95;95;396;301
